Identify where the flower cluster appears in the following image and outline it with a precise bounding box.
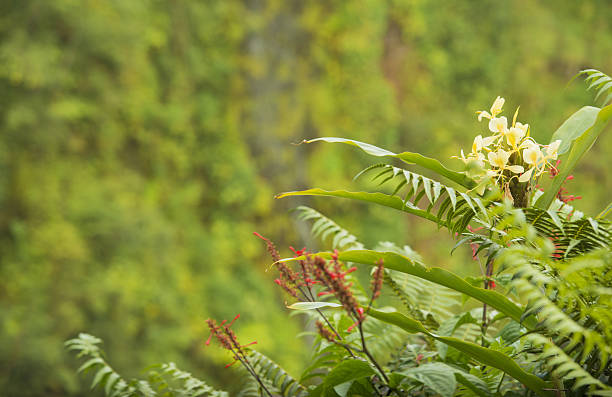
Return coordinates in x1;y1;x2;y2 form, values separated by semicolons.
312;253;363;321
370;259;384;300
205;314;257;368
458;97;562;202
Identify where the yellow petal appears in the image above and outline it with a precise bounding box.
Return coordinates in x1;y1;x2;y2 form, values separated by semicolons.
490;96;505;117
519;168;534;183
477;111;492;121
507;165;524;174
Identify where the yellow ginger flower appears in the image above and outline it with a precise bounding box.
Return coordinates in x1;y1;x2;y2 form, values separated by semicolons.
505;122;528;148
487;149;524;174
545;139;561;161
477;96;505;121
489;116;508;135
472;134;496;154
518;141;544;182
462;97;563;191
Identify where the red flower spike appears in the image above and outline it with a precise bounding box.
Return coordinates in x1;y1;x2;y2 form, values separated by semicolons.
205;333;212;346
289;246;306;257
228;314;240;327
241;341;257;348
331;250;339;261
253;232;281;262
316;321;336;342
347;267;357;273
489;281;496;289
416;354;424;364
274;279;281;286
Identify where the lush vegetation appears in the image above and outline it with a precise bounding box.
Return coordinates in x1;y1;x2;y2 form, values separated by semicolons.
69;73;612;396
2;1;612;396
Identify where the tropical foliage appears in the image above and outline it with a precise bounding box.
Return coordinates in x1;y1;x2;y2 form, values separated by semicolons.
3;1;612;395
236;74;611;396
70;71;612;396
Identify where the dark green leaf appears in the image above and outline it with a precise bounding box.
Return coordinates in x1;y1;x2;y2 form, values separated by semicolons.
368;309;554;397
306;137;475;188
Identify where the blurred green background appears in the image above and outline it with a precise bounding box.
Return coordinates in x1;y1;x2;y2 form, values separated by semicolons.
1;0;611;395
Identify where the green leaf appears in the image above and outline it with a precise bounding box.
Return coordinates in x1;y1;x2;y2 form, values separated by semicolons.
549;106;599;155
401;363;457;397
436;311;479;359
323;359;375;392
91;367;113;390
104;373;121;396
454;372;492;397
537;104;612;209
286;250;537;330
287;301;341;310
306;137;475;188
78;357;104;374
333;381;353;397
368;309;554;397
496;321;523;344
597;201;612;219
276;189;441;224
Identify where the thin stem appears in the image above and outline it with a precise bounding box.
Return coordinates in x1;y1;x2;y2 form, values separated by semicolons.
230;349;274;397
302;280;358;357
496;372;506;393
482;258;494;332
357;320;389;384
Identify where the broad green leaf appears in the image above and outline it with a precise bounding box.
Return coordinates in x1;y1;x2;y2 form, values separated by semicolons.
401;363;457;397
306;137;475;188
276;189;441;224
323;359;375;391
549;106;599;155
369;309;554;397
286;250;537;330
333;381;353;396
537;104;612;209
287;301;341;310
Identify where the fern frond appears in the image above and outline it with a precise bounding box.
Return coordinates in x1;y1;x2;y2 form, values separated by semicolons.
499;242;612;393
355;163;494;234
246;351;308;397
528;334;610;395
361;316;409;364
149;363;228;397
294;205;364;250
579;69;612;106
524;207;611;258
66;333;228;397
